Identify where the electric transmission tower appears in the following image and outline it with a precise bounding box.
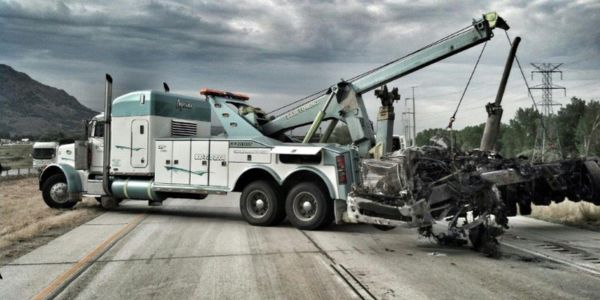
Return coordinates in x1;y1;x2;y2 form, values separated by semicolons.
529;63;566;161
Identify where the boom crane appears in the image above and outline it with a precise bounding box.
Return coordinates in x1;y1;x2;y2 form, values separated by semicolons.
35;11;600;256
261;12;509;157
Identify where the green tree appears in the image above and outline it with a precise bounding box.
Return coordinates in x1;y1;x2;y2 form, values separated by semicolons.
416;128;444;146
556;97;586;157
501;107;541;157
455;124;485;151
575;100;600;156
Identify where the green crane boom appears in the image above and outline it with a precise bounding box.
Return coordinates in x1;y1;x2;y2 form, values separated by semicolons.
260;12;509;157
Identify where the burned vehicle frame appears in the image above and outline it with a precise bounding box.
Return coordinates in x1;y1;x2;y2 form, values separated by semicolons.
348;139;600;256
346;35;600;256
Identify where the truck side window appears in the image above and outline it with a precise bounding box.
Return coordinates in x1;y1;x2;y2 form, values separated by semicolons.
140;125;144;134
392;137;400;151
94;122;105;137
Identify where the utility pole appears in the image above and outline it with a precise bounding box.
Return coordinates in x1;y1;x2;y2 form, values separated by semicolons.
402;99;412;145
412;87;416;146
403;87;417;146
529;63;566;161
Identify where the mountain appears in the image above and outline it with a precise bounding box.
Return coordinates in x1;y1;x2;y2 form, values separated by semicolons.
0;64;97;137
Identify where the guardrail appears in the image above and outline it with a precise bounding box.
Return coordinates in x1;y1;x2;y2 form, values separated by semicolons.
0;167;39;178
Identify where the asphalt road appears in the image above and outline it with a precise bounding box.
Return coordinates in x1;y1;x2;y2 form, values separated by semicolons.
2;194;600;299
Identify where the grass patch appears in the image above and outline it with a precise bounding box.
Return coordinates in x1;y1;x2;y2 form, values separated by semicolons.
531;200;600;229
0;177;102;263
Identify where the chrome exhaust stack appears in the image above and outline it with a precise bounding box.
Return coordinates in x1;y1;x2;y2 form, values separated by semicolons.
102;74;113;196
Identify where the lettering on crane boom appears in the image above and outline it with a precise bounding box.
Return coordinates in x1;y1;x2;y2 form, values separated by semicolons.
284;99;320;119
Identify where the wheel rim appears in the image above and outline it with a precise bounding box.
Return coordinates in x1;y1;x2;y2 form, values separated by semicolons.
247;190;269;218
50;182;69;204
292;192;318;221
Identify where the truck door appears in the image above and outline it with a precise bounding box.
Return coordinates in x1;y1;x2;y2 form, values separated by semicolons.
90;121;104;173
131;119;149;168
209;141;228;187
190;140;209;185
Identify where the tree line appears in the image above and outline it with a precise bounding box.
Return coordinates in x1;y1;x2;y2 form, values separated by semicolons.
416;97;600;159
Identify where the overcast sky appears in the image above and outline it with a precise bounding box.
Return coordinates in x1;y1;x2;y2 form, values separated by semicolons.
1;0;599;134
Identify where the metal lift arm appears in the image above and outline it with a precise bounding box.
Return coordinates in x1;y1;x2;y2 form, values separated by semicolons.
260;12;508;156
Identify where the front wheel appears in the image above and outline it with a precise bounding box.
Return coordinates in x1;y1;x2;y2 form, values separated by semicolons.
285;182;333;230
240;181;285;226
42;174;77;209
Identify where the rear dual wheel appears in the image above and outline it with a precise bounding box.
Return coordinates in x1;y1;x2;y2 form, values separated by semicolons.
240;180;285;226
285;182;333;230
239;180;334;230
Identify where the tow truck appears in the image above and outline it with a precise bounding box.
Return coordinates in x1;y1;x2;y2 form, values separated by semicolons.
39;12;600;254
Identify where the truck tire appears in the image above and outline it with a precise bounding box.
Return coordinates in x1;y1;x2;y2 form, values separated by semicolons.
285;182;333;230
583;160;600;205
100;197;122;209
240;180;285;226
42;174;77;209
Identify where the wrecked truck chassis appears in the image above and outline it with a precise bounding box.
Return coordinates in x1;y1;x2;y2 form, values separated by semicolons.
342;145;600;255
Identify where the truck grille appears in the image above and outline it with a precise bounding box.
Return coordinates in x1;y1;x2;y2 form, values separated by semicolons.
171;120;197;136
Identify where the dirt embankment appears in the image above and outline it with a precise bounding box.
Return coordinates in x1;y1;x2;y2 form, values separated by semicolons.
0;177;102;264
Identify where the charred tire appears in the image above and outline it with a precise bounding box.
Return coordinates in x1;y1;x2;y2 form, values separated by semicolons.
42;174;77;209
240;180;285;226
517;200;532;215
583;161;600;204
285;182;333;230
469;224;501;258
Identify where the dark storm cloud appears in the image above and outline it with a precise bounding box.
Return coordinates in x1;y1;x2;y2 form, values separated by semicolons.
0;0;598;131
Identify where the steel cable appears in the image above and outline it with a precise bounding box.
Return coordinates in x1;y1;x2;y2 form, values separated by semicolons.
446;41;488;129
266;25;474;115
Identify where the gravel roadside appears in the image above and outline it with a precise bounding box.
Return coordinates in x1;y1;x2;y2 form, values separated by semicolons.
0;177;102;265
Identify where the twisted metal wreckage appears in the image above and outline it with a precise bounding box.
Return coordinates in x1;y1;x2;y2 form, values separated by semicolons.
346;35;600;256
349;139;600;256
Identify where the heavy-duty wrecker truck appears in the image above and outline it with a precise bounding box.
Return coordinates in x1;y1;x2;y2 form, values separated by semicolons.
39;12;600;255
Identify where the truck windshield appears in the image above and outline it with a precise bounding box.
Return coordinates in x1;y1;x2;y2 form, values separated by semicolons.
33;148;55;159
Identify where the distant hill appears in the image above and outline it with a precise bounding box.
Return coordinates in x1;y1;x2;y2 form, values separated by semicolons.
0;64;97;137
